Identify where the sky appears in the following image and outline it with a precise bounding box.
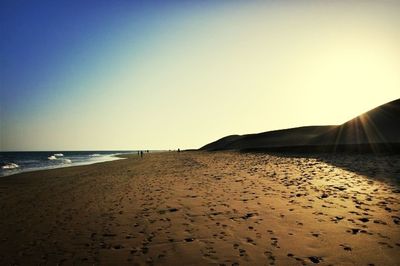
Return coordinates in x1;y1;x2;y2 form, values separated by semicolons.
1;0;399;151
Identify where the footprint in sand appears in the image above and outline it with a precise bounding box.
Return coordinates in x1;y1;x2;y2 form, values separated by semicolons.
308;256;323;264
340;244;352;251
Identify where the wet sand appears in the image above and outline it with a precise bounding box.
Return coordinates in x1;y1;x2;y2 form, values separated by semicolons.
0;151;399;265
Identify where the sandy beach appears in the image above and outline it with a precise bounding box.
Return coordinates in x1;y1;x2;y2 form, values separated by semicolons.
0;151;399;265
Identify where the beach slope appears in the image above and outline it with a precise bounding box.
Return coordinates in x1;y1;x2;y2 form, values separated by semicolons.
0;152;399;265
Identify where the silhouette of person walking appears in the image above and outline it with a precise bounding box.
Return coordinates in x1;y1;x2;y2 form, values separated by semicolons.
140;151;143;158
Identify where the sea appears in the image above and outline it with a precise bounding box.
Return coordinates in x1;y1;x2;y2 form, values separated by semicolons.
0;151;135;177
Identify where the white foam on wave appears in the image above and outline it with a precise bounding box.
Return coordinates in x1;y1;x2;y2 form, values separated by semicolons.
2;163;19;170
62;158;72;164
48;155;57;160
90;154;101;157
54;153;64;157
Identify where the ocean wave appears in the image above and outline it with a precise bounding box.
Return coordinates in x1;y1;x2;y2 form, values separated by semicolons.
62;158;72;164
2;163;19;170
90;154;101;157
48;155;57;160
54;153;64;157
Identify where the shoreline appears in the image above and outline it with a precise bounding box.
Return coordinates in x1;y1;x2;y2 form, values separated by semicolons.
0;152;135;177
1;151;399;265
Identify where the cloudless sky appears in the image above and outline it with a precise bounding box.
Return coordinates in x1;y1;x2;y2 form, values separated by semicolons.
1;0;399;151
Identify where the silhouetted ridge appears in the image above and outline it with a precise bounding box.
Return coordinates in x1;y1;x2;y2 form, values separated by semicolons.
200;135;244;151
200;99;400;153
316;98;400;146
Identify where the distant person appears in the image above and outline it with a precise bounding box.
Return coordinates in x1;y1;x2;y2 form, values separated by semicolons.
178;148;180;153
140;151;143;158
137;151;140;156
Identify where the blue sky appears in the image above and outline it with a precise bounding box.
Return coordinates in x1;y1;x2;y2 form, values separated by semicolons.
2;1;163;114
1;1;399;150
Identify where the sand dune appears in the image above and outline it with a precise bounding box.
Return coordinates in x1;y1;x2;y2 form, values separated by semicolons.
200;126;336;151
0;152;399;265
316;98;400;147
201;99;400;152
